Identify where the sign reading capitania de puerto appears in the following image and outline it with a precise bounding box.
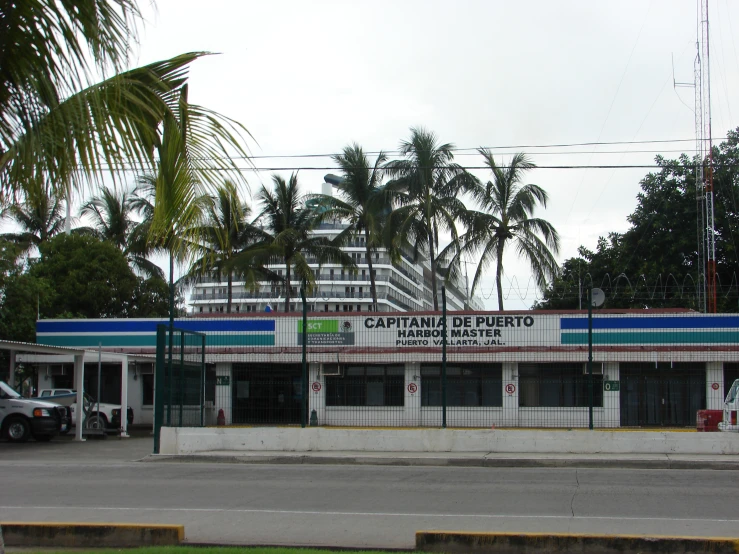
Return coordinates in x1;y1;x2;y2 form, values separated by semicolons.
363;315;537;347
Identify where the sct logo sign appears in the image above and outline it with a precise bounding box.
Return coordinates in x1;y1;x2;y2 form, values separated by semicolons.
298;319;355;345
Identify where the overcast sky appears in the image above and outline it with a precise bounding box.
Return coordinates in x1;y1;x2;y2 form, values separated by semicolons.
13;1;739;310
128;0;739;309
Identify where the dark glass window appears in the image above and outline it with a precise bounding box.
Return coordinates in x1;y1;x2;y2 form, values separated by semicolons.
518;363;603;407
326;365;404;406
421;363;502;407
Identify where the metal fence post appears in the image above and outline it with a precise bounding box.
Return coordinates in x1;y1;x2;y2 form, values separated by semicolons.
179;330;185;426
153;325;166;454
588;288;594;430
301;283;307;429
200;335;206;427
442;286;447;429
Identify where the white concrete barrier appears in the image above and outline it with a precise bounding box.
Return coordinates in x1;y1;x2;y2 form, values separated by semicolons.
158;427;739;456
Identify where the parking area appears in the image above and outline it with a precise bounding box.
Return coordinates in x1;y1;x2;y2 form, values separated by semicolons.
0;426;153;464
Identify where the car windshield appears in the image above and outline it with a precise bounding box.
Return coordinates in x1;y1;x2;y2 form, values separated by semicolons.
0;381;21;399
726;380;739;404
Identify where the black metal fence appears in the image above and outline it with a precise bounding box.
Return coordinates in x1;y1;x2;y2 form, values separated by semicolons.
154;324;206;453
156;287;732;431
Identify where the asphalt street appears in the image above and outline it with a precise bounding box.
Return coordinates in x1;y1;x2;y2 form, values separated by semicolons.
1;436;738;548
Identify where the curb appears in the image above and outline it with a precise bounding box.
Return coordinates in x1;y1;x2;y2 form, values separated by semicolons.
142;453;739;470
0;522;184;547
415;531;739;553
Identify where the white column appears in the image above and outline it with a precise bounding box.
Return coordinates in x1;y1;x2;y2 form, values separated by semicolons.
215;362;232;425
120;356;129;437
73;353;85;441
405;363;421;426
707;362;723;410
8;350;15;388
603;362;620;428
502;362;517;427
308;363;324;425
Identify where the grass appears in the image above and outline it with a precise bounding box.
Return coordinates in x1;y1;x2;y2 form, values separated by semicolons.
18;546;410;554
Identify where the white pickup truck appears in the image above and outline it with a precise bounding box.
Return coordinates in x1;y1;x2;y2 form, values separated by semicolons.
1;381;69;442
719;379;739;432
37;389;133;431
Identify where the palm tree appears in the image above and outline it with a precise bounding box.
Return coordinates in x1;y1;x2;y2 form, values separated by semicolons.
1;181;66;256
384;127;473;310
460;150;560;310
309;145;392;311
78;186;164;279
137;85;250;324
187;181;271;313
0;1;253;217
252;173;354;312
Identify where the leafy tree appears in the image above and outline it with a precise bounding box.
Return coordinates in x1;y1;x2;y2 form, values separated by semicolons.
1;180;66;256
457;150;559;310
384;127;472;310
536;129;739;311
252;173;354;312
78;185;164;279
29;233;169;319
310;145;393;311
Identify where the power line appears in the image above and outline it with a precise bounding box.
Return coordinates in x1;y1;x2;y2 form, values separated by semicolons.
216;137;723;161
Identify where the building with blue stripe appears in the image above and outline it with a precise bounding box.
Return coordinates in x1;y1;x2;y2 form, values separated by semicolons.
22;311;739;429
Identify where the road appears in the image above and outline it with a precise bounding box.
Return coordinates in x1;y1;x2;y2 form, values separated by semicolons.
0;437;738;548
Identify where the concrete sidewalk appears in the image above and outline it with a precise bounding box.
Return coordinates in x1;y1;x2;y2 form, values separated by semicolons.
143;449;739;470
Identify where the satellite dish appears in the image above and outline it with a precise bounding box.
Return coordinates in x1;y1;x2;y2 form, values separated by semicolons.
591;288;605;307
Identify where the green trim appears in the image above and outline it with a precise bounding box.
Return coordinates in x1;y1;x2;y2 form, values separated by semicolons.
38;334;275;348
561;331;739;345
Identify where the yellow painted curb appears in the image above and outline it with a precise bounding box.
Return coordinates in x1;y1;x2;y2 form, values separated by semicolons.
1;522;184;547
416;531;739;553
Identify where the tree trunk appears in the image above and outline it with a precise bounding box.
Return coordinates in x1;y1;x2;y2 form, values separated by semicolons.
365;232;378;311
496;240;505;311
284;260;291;313
226;271;233;314
169;252;175;327
429;229;438;311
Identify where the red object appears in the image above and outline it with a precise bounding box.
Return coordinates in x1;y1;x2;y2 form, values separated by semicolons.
696;409;723;432
407;382;418;394
732;410;738;426
217;409;225;426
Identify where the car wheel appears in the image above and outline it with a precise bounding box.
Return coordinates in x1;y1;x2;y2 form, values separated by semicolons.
85;414;107;431
33;434;54;442
6;417;31;443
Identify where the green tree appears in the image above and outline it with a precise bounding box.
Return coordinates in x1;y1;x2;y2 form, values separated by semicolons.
188;181;272;313
78;185;164;279
458;150;559;310
137;86;249;323
1;180;66;256
252;173;354;312
535;129;739;311
384;127;472;310
29;233;168;318
0;0;256;240
310;145;393;311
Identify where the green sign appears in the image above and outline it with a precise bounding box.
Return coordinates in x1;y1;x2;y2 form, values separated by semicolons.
216;376;230;386
298;320;339;333
297;319;355;345
603;380;620;392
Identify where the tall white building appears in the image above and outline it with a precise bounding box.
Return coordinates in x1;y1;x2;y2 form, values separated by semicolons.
188;175;484;314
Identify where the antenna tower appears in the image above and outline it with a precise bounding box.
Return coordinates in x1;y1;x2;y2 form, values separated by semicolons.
696;0;717;312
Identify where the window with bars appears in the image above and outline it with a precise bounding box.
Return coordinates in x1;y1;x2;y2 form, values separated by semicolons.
326;364;404;406
421;363;503;407
518;363;603;408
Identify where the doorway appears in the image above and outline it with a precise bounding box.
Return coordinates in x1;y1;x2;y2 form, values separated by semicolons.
232;363;304;424
620;363;705;427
